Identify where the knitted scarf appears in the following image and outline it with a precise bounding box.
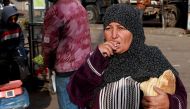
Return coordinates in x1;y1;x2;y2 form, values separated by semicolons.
101;4;178;84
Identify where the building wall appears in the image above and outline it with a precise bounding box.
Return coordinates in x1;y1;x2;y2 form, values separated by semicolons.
11;0;28;10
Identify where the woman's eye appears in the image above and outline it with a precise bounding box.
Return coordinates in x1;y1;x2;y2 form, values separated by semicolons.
105;27;111;30
118;26;126;30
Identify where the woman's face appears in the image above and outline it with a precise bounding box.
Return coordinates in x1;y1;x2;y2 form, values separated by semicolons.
104;22;133;54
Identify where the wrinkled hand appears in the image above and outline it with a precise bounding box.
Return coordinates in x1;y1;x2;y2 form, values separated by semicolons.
142;86;170;109
98;41;119;57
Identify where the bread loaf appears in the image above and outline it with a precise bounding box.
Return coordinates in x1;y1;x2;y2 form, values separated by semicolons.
140;69;176;96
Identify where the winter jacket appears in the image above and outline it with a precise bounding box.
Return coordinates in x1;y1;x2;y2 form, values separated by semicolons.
0;6;24;51
42;0;92;73
0;6;25;84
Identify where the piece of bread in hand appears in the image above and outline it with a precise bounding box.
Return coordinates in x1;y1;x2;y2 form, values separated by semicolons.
140;77;158;96
140;69;176;96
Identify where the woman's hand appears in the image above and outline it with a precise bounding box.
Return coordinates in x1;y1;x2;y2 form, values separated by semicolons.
98;41;119;57
142;86;170;109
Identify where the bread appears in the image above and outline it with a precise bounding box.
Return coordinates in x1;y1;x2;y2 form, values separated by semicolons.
140;69;176;96
140;77;158;96
157;70;176;94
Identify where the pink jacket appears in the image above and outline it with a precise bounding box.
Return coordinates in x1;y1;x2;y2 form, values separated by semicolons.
42;0;92;73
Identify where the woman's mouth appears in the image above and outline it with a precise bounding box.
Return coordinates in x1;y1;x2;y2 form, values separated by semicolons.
114;42;120;48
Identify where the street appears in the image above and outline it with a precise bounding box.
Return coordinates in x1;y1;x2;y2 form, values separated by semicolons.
28;24;190;109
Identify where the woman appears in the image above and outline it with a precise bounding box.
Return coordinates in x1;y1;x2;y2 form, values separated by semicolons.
67;4;187;109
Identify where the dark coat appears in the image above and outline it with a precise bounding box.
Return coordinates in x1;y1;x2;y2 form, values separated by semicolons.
0;6;26;85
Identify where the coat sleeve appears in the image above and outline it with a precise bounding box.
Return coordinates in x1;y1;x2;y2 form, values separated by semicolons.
18;26;24;48
67;48;109;108
42;7;62;68
168;76;187;109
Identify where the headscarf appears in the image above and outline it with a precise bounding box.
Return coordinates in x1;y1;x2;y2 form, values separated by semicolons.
1;6;19;24
102;4;178;84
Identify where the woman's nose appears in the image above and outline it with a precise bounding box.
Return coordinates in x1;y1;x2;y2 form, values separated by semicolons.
112;29;118;39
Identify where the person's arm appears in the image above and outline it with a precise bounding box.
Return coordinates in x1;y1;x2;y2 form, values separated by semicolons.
67;47;109;108
168;76;187;109
42;8;61;69
142;76;187;109
16;25;27;58
18;25;24;48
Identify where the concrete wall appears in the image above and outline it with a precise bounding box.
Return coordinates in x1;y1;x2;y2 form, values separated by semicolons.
11;0;28;11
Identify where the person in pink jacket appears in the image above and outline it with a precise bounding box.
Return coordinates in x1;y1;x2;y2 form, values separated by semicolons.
42;0;92;109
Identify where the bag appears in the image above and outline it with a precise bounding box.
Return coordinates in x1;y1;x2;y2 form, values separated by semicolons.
0;58;10;85
14;56;30;80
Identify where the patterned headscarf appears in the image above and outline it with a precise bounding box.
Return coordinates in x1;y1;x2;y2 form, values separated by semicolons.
102;4;178;84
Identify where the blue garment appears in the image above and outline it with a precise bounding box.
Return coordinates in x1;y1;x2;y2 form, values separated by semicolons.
0;88;30;109
55;76;78;109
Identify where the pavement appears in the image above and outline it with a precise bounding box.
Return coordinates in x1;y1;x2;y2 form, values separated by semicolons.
27;24;190;109
144;27;187;37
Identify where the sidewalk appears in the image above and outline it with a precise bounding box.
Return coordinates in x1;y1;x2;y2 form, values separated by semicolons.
144;27;187;37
